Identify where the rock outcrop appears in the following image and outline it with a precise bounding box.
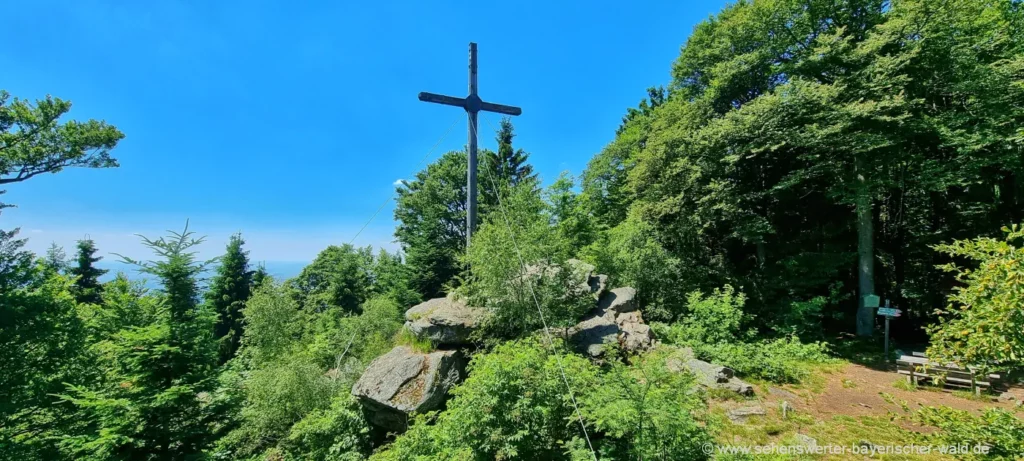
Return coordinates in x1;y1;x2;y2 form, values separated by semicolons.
351;346;466;432
569;286;653;357
404;296;489;346
666;347;755;395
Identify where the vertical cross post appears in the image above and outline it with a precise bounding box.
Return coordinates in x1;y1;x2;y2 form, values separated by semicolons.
466;43;479;246
418;42;522;248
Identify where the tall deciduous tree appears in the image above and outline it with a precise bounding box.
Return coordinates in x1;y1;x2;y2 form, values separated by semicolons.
70;239;108;305
589;0;1023;336
288;244;373;313
206;233;253;364
0;90;124;209
395;151;470;299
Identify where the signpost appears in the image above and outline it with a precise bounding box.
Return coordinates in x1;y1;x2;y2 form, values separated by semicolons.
877;300;902;361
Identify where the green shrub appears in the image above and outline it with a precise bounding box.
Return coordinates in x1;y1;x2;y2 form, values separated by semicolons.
654;285;836;384
916;406;1024;460
372;337;713;460
926;224;1024;374
460;185;593;340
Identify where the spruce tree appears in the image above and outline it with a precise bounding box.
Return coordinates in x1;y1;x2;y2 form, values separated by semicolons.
61;222;220;458
70;239;107;304
251;262;269;289
482;117;537;212
43;242;69;274
206;233;253;364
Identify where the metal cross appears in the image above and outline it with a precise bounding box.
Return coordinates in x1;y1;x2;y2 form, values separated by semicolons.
418;42;522;247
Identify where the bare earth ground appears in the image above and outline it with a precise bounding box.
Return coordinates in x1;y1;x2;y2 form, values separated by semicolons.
710;363;1024;460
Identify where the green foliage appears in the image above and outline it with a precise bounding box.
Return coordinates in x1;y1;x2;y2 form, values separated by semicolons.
460;184;592;340
677;286;749;344
70;239;108;305
372;338;601;460
59;223;221;459
368;249;421;308
581;0;1024;334
0;90;124;208
916;406;1024;460
655;285;836;383
546;172;597;255
239;281;304;365
0;265;86;459
581;215;689;322
42;242;69;274
373;338;713;460
206;233;254;364
926;224;1024;373
78;274;162;339
214;283;389;460
580;347;714;460
289;244;373;314
395;151;471;299
396;121;538;300
279;394;371;461
481;117;537;215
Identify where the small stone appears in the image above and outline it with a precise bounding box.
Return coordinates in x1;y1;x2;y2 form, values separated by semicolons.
794;433;817;448
769;387;798;400
727;404;766;422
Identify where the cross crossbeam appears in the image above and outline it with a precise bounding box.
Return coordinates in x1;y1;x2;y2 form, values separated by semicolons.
418;42;522;247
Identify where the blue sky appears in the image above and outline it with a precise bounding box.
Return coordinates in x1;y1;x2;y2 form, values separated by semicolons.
1;0;725;268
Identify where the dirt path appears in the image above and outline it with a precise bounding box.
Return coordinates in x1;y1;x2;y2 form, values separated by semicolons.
758;363;1021;424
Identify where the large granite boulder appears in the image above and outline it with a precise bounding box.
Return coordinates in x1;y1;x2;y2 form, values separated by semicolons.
665;346;754;395
569;286;653;357
351;346;466;431
517;259;609;300
405;297;489;346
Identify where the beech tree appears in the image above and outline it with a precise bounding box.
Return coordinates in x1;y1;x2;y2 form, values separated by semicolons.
0;90;124;209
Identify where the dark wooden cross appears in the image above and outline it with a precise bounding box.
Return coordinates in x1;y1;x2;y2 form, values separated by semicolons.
418;42;522;247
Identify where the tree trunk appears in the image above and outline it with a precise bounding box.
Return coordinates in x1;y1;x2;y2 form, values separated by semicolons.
855;156;876;336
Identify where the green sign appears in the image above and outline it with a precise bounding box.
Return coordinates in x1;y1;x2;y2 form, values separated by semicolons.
863;294;881;308
877;307;902;317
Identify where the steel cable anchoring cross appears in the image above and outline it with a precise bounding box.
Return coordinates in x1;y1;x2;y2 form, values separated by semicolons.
470;113;598;461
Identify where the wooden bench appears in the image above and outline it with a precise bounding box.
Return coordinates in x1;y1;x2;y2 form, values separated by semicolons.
896;355;1002;395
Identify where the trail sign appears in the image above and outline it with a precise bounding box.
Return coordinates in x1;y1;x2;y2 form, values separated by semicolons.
877;307;902;317
864;294;881;308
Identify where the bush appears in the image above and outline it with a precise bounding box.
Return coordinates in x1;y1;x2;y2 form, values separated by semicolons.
654;285;836;383
581;215;691;322
460;185;593;340
917;406;1024;460
926;224;1024;374
372;337;714;460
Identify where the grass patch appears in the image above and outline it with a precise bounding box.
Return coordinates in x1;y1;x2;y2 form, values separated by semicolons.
893;378;918;391
394;329;435;353
951;389;991;402
707;387;749;402
842;379;857;389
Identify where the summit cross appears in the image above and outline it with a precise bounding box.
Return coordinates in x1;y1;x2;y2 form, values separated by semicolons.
418;42;522;247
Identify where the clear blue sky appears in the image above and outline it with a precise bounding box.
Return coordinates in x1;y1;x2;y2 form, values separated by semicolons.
1;0;724;267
